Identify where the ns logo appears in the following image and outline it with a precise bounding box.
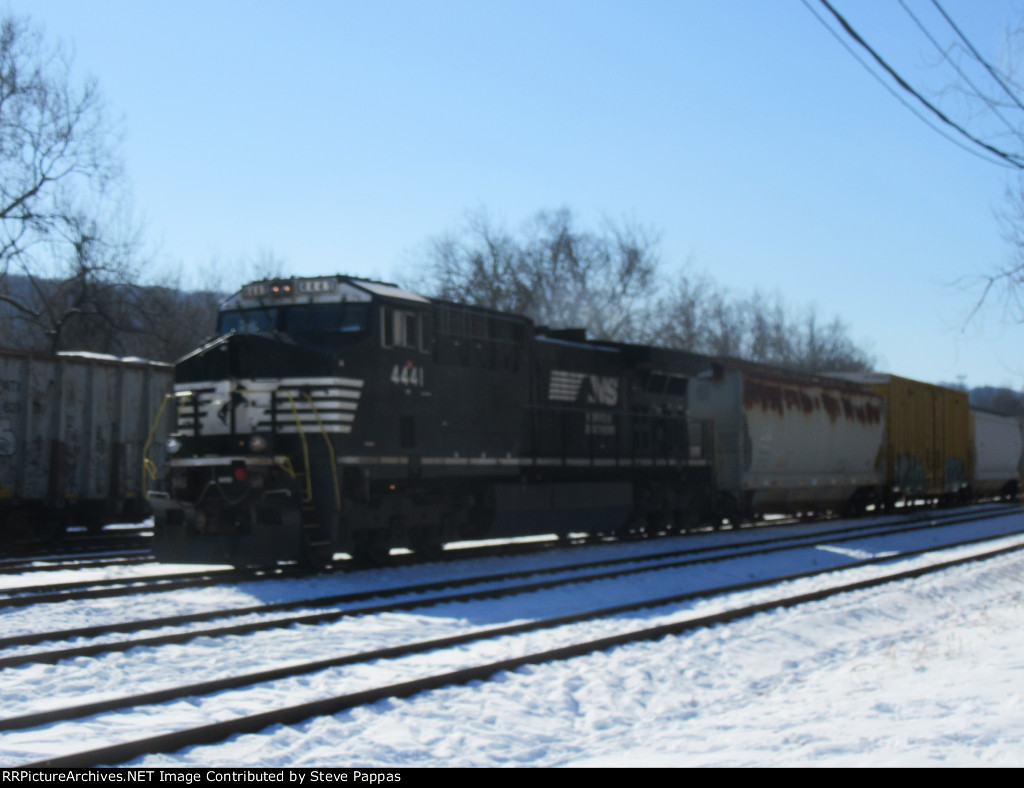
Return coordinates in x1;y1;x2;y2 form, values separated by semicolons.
586;375;619;407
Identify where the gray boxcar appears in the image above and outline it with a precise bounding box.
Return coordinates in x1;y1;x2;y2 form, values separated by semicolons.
0;350;173;539
688;360;885;520
971;408;1023;499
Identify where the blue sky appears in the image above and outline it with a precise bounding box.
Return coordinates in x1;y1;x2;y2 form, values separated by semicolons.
9;0;1024;389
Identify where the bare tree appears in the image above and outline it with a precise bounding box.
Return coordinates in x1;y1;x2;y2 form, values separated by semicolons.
412;206;874;372
973;180;1024;324
648;266;715;350
0;14;142;354
412;211;528;314
652;272;873;372
122;281;222;361
411;207;661;341
519;209;660;341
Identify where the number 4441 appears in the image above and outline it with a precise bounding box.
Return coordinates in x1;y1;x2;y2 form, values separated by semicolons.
390;364;424;387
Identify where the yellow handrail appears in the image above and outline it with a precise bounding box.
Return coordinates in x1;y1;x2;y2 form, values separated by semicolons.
301;390;342;510
283;391;313;503
142;391;194;500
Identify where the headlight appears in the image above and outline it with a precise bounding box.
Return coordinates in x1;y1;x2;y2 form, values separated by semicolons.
249;434;269;453
166;437;183;454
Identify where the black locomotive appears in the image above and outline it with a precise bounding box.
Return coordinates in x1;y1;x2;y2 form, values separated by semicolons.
148;275;717;568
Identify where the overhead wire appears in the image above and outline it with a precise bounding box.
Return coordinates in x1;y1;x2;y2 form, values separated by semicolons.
897;0;1024;148
817;0;1024;167
930;0;1024;115
800;0;1021;169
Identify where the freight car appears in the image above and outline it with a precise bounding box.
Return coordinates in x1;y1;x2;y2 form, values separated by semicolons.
970;408;1023;500
828;373;972;507
0;350;173;543
688;360;885;522
147;275;720;568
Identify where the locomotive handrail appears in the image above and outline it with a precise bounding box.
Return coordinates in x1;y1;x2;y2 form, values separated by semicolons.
282;391;314;503
141;391;194;500
300;390;342;510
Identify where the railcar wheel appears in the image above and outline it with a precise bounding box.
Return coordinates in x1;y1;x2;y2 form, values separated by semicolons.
844;491;868;519
3;508;32;542
717;494;741;529
37;508;68;544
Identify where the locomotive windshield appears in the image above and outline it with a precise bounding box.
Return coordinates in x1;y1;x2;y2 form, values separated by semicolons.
217;302;372;353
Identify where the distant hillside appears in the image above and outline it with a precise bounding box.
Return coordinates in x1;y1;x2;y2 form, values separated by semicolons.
0;274;224;362
969;386;1024;417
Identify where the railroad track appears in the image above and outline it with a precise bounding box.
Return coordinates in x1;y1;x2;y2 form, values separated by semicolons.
0;502;1015;610
0;503;1021;766
0;526;153;561
0;550;155;576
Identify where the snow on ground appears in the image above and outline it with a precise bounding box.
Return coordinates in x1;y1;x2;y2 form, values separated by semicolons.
2;506;1024;767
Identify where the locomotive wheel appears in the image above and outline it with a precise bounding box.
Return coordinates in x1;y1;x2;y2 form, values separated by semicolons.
37;508;69;544
299;543;335;573
646;510;671;536
672;507;699;534
411;527;446;562
615;512;648;541
351;531;392;568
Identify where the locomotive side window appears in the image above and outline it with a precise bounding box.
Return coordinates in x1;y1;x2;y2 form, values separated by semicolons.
382;306;426;351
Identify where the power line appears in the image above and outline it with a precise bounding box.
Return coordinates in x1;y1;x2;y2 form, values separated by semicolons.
812;0;1024;168
930;0;1024;115
897;0;1024;148
800;0;1020;169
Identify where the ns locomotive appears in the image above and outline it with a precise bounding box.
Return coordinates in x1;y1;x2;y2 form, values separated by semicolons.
148;275;725;568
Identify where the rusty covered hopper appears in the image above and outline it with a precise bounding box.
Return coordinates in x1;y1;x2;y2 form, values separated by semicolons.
689;360;885;518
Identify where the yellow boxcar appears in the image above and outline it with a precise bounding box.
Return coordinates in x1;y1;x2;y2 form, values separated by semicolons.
830;373;970;502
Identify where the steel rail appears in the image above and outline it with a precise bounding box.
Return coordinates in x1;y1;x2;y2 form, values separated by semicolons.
0;505;1018;669
19;535;1024;768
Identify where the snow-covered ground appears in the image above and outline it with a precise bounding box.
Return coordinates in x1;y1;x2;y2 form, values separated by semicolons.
2;507;1024;767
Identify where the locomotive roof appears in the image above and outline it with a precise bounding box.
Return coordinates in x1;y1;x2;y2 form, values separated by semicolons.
222;274;429;309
